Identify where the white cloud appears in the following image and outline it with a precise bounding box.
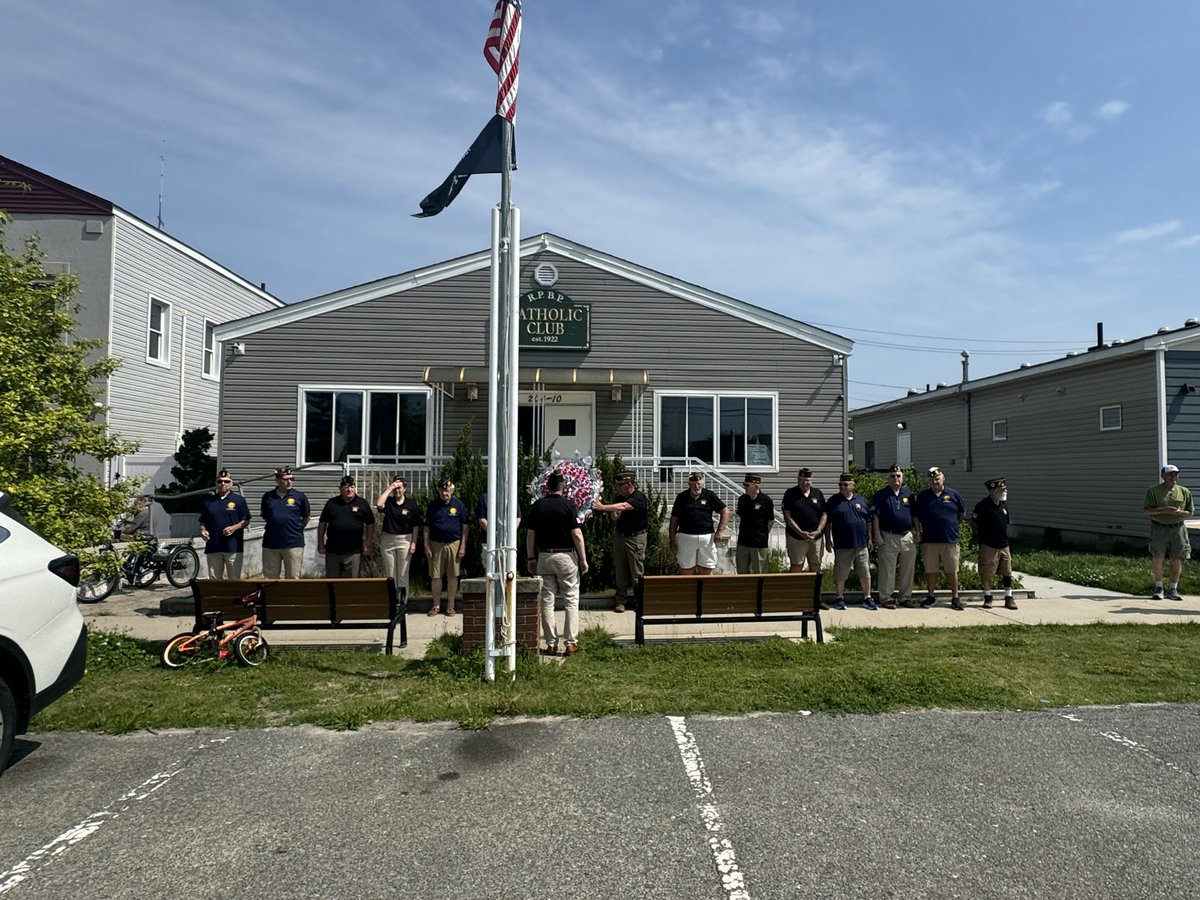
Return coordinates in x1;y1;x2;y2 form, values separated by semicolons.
1114;220;1183;243
1039;101;1093;140
1171;234;1200;249
1096;99;1130;120
732;7;789;43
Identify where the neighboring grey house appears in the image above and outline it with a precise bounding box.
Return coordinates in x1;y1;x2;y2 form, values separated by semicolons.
213;233;854;511
851;321;1200;546
0;155;283;509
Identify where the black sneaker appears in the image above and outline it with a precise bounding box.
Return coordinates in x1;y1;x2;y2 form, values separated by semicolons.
920;595;936;609
982;595;994;609
950;597;964;611
834;598;847;611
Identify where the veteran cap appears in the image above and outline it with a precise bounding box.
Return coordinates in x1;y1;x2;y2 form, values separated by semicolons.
797;467;813;478
688;471;703;481
743;473;762;484
985;477;1006;491
615;471;636;484
928;466;944;477
339;475;356;487
888;464;903;474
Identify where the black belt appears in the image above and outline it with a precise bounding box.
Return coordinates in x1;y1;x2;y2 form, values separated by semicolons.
884;529;912;535
539;547;575;554
619;530;647;537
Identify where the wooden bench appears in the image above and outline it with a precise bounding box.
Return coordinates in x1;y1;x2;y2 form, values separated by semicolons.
190;578;407;654
634;572;824;645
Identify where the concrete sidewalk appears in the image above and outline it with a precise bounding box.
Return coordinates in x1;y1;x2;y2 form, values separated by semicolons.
76;571;1200;660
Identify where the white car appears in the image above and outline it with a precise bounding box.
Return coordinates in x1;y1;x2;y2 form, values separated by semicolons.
0;492;88;774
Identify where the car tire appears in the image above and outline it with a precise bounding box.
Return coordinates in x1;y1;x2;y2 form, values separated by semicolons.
0;676;16;776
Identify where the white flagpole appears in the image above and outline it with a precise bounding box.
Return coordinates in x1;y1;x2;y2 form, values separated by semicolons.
483;207;502;683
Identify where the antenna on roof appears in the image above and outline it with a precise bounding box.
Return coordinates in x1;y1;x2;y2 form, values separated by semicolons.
157;132;166;230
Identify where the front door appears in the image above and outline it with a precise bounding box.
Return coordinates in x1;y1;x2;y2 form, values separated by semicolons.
519;390;595;458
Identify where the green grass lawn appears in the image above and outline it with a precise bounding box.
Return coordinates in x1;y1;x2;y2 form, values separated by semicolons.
1013;545;1199;596
32;622;1200;734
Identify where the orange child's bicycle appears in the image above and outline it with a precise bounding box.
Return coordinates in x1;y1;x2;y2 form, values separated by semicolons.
161;588;268;668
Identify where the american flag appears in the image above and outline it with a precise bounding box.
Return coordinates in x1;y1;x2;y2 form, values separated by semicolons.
483;0;521;122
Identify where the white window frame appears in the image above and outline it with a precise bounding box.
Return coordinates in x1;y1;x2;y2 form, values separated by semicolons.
296;384;433;466
1099;404;1123;432
653;390;779;472
202;320;219;381
146;296;171;367
992;419;1008;442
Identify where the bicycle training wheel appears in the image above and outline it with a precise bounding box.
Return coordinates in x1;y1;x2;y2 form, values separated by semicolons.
76;549;119;603
162;632;200;668
233;631;269;667
166;544;200;588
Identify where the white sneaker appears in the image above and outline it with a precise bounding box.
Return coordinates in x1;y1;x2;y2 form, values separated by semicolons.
1166;588;1182;601
1152;589;1164;600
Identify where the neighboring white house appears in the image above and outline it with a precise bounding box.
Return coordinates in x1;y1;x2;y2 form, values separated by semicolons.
1;154;283;527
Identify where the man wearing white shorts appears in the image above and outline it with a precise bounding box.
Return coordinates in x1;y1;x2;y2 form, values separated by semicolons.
669;472;729;575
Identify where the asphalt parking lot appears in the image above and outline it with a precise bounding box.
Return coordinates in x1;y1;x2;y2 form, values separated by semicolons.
3;704;1198;899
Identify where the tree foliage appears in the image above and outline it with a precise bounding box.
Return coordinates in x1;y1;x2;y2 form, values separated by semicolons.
0;211;139;549
156;427;218;514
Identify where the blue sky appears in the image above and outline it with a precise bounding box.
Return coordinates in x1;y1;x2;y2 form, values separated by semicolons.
4;1;1199;407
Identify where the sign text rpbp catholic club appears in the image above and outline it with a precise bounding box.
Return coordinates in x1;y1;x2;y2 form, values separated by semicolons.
519;289;590;350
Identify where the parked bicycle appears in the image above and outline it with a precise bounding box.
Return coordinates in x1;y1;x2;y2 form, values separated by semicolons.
76;535;200;602
161;588;268;668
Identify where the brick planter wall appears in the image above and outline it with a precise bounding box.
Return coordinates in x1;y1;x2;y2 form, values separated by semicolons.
460;577;542;651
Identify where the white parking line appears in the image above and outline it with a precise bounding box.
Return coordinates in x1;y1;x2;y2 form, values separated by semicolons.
1058;713;1188;775
667;716;751;900
0;736;231;894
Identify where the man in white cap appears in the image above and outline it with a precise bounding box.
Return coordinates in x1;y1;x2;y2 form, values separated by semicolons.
1143;464;1193;600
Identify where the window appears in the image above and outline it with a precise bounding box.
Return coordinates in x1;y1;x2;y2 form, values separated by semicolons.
992;419;1008;441
863;440;876;470
147;298;170;364
658;393;776;468
202;321;218;379
302;388;429;464
1099;405;1122;432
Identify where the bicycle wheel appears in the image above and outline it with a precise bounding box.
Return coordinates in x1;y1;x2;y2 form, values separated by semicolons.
166;545;200;588
162;632;201;668
77;549;119;603
132;555;160;588
233;631;269;667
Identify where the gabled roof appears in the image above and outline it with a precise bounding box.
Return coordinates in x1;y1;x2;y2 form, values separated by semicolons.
0;154;112;215
214;233;854;354
1;154;283;308
852;320;1200;416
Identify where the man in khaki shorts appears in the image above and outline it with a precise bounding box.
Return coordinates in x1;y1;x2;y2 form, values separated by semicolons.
972;477;1016;610
914;466;966;610
423;478;469;616
1143;464;1193;600
782;467;827;572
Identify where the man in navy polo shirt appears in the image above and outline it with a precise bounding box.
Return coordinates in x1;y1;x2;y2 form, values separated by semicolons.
871;464;916;609
199;469;251;579
914;466;967;610
260;466;311;578
825;473;874;610
424;478;469;616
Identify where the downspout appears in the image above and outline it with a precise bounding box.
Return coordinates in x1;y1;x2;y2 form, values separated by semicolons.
961;350;972;472
1156;345;1168;468
177;310;188;443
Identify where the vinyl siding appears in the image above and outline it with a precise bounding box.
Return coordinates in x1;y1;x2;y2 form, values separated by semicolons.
1166;351;1200;476
218;249;847;501
853;352;1160;538
107;216;279;467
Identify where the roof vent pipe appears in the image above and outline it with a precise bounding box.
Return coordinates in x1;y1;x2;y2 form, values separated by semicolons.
961;349;970;383
1094;321;1104;350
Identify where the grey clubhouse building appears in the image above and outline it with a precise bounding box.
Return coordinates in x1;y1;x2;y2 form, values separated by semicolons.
214;234;854;510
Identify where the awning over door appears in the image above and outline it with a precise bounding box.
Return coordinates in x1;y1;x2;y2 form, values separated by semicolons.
423;366;649;386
